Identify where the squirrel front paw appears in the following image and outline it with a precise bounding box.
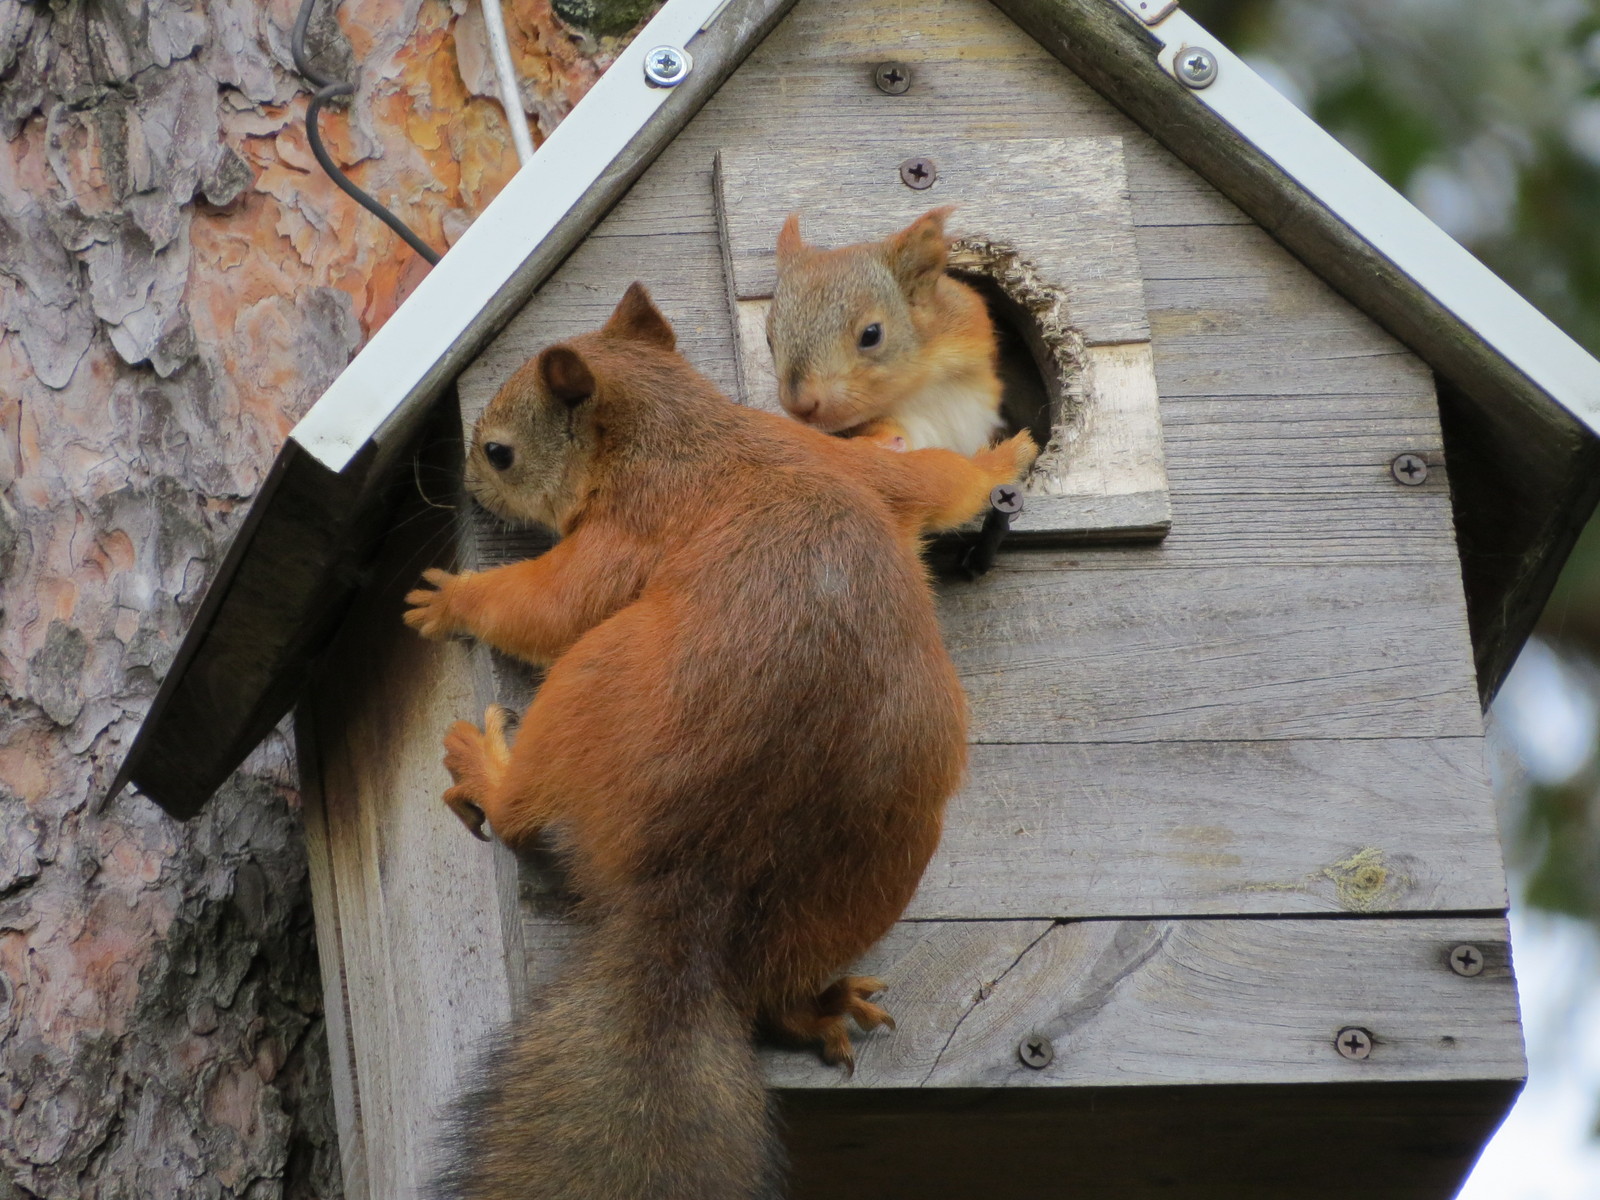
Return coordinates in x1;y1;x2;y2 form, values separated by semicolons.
403;567;471;640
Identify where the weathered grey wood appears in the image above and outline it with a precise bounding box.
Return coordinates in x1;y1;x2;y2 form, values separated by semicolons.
518;737;1502;921
1003;489;1170;539
782;1080;1519;1199
761;916;1522;1088
944;559;1481;744
509;913;1520;1089
299;487;521;1200
909;737;1502;917
986;0;1598;698
717;138;1149;345
462;225;742;413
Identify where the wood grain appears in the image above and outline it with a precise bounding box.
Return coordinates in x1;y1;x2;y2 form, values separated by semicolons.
941;559;1481;744
416;6;1519;1192
759;916;1522;1089
716;138;1149;345
908;737;1503;918
508;912;1522;1089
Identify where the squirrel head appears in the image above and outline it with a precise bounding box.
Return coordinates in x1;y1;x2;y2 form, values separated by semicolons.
467;282;680;531
766;206;955;433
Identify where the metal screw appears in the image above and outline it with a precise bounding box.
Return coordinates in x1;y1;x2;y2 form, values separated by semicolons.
1018;1032;1054;1069
1450;945;1485;977
874;62;912;95
1176;46;1218;89
899;156;937;190
990;484;1025;516
1391;453;1429;486
1335;1027;1373;1060
643;45;691;88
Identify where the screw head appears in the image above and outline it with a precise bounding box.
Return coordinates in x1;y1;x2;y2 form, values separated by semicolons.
1450;944;1485;977
990;484;1025;515
1176;46;1218;89
874;62;912;95
1018;1032;1054;1069
899;156;937;190
643;45;691;88
1391;453;1429;486
1335;1027;1373;1060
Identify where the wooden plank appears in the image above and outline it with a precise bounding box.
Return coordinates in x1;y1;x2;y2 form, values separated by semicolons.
782;1080;1519;1199
909;738;1504;918
942;560;1482;743
300;452;522;1200
509;914;1521;1089
716;138;1149;346
517;737;1503;922
760;916;1523;1089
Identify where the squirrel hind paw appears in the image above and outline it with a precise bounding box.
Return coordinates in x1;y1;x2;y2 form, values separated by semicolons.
443;786;492;841
772;976;896;1075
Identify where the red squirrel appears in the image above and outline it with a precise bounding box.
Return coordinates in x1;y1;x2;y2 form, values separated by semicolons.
766;206;1007;454
404;283;1035;1199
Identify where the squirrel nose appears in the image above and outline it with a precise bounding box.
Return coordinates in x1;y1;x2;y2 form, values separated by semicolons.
788;394;819;420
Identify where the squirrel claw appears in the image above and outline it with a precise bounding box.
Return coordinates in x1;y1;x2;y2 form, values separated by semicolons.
444;787;491;840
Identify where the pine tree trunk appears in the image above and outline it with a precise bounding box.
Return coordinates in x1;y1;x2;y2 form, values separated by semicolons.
0;0;609;1193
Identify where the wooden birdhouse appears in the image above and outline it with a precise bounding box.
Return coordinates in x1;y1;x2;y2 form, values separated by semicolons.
118;0;1600;1196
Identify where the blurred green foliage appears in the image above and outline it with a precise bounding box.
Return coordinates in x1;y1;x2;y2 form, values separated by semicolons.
1182;0;1600;921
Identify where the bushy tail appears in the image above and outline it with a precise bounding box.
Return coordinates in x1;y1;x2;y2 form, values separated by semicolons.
430;899;782;1200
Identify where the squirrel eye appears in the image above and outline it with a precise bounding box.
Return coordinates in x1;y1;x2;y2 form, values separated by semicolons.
483;442;514;471
858;323;883;350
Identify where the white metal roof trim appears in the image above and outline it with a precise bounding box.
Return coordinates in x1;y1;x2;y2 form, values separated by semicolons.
1143;6;1600;435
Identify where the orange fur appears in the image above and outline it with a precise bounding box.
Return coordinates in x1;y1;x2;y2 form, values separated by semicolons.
407;284;1034;1199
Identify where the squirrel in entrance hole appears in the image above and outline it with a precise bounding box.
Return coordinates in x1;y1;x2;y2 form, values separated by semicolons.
765;206;1007;455
404;283;1036;1199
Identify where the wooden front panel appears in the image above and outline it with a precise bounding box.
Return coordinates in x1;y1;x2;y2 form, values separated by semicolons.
303;4;1520;1191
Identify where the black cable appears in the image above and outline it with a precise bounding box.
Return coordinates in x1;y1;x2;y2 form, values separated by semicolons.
291;0;442;266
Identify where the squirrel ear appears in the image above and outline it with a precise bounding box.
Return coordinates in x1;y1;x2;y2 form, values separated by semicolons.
775;214;809;269
604;282;676;350
540;345;595;407
886;205;955;300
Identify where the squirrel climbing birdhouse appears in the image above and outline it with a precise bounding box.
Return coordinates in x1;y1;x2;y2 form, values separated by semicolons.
119;0;1600;1196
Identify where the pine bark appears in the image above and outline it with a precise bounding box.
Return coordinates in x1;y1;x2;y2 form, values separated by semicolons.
0;0;610;1193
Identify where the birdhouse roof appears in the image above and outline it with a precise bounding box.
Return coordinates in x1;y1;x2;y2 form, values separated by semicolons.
118;0;1600;817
